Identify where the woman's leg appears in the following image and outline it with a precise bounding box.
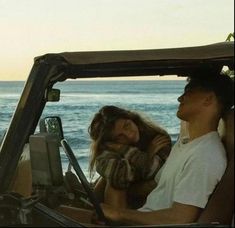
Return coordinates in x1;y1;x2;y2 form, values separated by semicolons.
94;178;127;208
104;181;127;208
93;177;106;202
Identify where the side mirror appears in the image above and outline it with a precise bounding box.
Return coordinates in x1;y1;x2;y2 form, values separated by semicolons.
39;116;64;140
45;88;60;102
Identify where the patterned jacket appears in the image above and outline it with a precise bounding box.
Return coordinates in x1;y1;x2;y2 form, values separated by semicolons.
96;135;171;189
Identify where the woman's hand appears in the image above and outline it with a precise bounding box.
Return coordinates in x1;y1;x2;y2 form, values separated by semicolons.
147;135;171;157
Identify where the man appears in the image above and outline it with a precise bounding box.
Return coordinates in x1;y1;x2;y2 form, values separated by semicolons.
100;72;234;225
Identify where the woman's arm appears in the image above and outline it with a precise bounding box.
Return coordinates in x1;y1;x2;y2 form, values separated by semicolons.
95;147;135;189
96;140;170;190
127;179;157;198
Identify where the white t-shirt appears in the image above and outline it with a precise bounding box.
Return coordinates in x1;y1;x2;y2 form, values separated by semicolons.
139;131;227;211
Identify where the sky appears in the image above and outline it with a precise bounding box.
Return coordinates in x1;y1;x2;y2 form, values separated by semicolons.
0;0;234;81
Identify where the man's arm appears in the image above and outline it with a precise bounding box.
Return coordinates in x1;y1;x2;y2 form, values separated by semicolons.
101;202;202;225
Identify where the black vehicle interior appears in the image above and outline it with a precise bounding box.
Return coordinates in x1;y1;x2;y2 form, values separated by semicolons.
6;118;98;226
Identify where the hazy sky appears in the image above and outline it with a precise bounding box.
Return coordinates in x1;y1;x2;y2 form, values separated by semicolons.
0;0;234;80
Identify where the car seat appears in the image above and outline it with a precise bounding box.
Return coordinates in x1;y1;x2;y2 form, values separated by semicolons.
197;109;234;225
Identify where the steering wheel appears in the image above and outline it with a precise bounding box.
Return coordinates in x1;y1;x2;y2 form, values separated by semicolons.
60;139;107;224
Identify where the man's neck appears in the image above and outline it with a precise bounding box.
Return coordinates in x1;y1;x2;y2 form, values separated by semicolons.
187;120;218;141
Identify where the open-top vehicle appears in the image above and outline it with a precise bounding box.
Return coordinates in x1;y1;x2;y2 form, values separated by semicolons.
0;41;234;227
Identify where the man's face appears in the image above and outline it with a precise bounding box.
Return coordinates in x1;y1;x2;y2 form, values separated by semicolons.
177;86;211;121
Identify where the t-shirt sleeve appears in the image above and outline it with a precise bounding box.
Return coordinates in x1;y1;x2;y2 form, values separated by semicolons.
173;153;226;208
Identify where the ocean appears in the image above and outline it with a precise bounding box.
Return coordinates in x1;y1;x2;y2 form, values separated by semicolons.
0;80;186;178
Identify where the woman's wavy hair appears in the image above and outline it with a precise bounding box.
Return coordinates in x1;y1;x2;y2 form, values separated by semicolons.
88;105;168;178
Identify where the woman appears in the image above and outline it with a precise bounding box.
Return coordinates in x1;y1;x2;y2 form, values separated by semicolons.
88;105;171;209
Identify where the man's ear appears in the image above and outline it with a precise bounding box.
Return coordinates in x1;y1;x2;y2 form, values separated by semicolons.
203;92;216;106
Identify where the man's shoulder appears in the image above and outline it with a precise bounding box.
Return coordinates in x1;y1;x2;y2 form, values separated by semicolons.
193;132;224;149
182;132;226;163
191;133;227;170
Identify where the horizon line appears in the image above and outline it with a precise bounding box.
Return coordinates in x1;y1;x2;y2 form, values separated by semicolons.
0;76;186;82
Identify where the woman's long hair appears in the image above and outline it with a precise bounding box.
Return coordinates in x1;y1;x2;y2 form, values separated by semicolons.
88;105;169;178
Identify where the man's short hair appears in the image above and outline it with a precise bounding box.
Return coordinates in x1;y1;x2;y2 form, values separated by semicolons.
186;71;234;115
